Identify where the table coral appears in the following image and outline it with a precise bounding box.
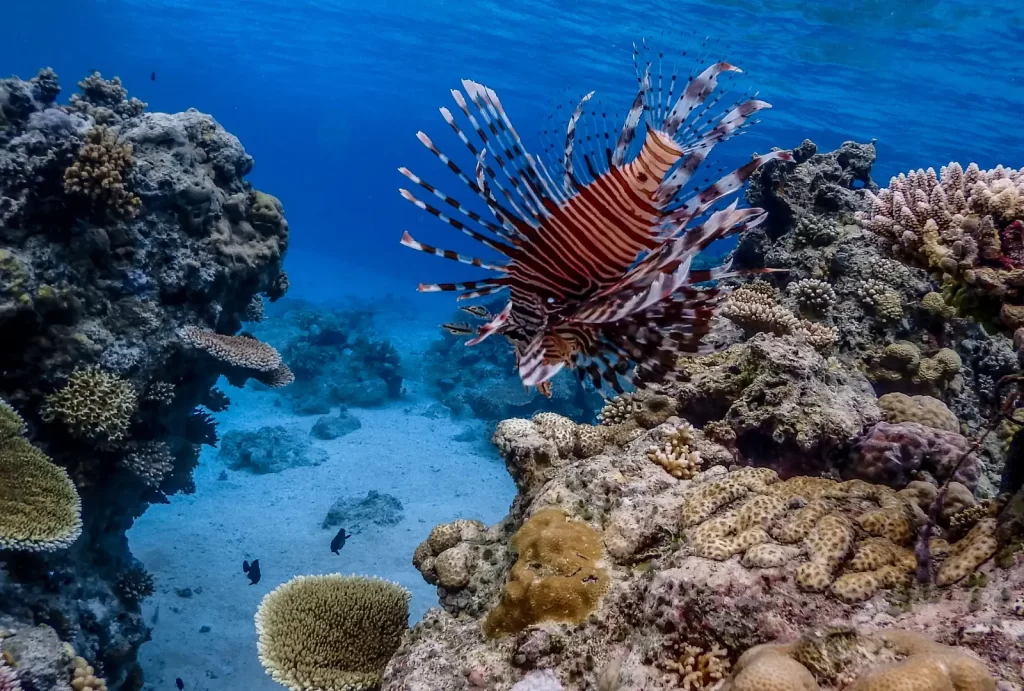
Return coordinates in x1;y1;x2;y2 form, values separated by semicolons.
255;574;410;691
679;468;997;602
178;326;294;388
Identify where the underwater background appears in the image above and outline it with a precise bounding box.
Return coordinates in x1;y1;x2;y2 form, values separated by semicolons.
2;1;1024;691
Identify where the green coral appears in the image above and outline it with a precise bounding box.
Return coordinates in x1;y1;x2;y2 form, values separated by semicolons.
42;368;137;443
255;574;409;691
484;508;609;637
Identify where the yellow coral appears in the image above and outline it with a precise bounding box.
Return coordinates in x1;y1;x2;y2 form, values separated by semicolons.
483;508;608;637
0;434;83;552
935;518;999;586
71;656;108;691
42;368;137;443
877;393;959;432
254;574;410;691
648;422;703;479
63;126;140;219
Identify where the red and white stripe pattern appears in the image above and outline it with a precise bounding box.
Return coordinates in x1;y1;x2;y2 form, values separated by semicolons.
399;45;791;393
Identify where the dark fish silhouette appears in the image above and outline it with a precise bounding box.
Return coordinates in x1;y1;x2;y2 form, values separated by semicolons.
242;559;250;574
151;71;157;81
459;305;492;319
441;322;473;336
330;528;350;554
245;559;261;585
175;678;184;690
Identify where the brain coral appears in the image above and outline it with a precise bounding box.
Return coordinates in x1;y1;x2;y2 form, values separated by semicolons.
255;574;410;691
724;628;995;691
877;393;959;432
484;508;609;637
680;468;995;601
0;434;83;552
42;368;137;444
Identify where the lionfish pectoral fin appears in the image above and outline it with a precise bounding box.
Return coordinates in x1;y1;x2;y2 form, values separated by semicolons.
517;332;568;388
465;301;512;346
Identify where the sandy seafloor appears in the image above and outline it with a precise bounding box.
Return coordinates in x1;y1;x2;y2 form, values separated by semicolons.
129;271;517;690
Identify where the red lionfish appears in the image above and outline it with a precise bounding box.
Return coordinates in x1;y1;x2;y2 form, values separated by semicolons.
399;44;792;395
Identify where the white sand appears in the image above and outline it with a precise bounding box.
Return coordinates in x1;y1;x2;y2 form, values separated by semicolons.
130;347;515;690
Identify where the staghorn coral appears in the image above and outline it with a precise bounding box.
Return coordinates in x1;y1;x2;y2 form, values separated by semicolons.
114;565;154;605
850;420;979;489
63;125;141;219
648;422;704;479
179;326;293;388
679;468;996;602
722;288;837;350
0;433;82;552
255;574;409;691
119;440;175;488
788;279;837;313
41;368;137;444
877;393;959;432
483;508;609;637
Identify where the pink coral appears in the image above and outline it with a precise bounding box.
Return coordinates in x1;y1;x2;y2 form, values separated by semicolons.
848;421;978;490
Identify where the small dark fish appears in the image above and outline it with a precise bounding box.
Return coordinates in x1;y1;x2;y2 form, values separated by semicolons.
176;678;184;690
246;559;261;585
151;71;157;81
441;322;473;336
242;559;250;573
459;305;492;320
330;528;350;555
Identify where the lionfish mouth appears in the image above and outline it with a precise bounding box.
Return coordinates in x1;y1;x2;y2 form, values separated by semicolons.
399;42;791;395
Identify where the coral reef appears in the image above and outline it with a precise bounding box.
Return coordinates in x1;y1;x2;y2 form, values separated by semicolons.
218;425;326;474
255;574;410;691
0;67;289;689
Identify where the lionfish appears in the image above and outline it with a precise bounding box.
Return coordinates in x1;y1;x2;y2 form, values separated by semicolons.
399;44;791;394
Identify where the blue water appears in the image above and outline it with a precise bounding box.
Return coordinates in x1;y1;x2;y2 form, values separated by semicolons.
4;0;1022;289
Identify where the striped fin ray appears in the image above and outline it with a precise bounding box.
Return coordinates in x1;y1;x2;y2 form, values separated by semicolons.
469;82;569;207
407;128;524;239
472;151;528;242
466;301;513;346
668;150;794;226
448;89;548;226
563;91;595;194
457;284;508;301
611;67;650;167
656;99;773;204
400;231;507;271
398;188;517;256
398;164;512;240
417;278;505;293
458;82;554;219
663;61;741;136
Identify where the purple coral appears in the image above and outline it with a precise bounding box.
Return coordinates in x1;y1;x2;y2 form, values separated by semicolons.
848;421;979;490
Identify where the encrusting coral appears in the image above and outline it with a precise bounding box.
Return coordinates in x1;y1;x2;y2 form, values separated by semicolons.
723;628;995;691
0;413;83;552
41;368;137;444
255;574;409;691
483;508;609;637
877;393;959;432
679;467;997;602
63;125;141;219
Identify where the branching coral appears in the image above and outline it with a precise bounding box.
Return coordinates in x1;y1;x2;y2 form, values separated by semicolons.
63;125;141;219
484;508;609;637
179;326;294;388
0;431;83;552
661;644;731;691
120;441;175;488
793;214;841;247
255;574;410;691
679;468;996;602
68;72;146;124
857;279;903;321
245;294;265;322
115;565;155;605
647;422;703;479
143;380;176;405
858;162;1024;327
42;368;137;444
788;279;837;313
0;660;21;691
722;288;837;350
598;393;641;426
